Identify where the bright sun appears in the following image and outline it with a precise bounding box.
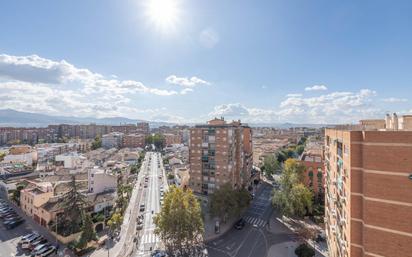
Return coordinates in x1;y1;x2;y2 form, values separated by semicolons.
145;0;180;31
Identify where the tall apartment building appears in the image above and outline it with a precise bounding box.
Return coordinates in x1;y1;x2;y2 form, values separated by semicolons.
189;118;253;196
325;113;412;257
102;132;124;149
122;134;145;148
136;122;150;135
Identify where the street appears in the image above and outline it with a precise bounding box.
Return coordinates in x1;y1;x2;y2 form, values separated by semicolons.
206;183;298;257
135;152;168;257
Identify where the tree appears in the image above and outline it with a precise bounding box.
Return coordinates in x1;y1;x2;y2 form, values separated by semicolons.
77;213;96;249
209;183;251;222
272;159;313;217
145;134;165;150
262;154;281;177
276;151;287;163
153;186;204;257
296;145;305;156
91;136;102;150
11;181;28;205
0;152;5;161
107;212;123;231
59;176;87;235
130;164;139;174
295;243;315;257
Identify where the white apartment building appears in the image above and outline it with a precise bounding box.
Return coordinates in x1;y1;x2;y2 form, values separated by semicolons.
102;132;124;149
88;166;117;194
55;152;86;169
3;151;37;166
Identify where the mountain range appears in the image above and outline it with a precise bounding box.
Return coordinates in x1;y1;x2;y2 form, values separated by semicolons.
0;109;172;128
0;109;328;128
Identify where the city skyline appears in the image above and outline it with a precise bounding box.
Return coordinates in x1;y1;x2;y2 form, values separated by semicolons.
1;0;412;124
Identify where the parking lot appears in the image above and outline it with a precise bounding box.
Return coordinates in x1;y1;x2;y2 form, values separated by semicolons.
0;198;61;257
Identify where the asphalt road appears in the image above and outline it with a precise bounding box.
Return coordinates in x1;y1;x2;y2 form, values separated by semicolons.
206;183;294;257
135;152;167;257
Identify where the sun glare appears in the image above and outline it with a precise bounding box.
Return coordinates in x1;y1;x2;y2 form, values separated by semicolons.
145;0;180;31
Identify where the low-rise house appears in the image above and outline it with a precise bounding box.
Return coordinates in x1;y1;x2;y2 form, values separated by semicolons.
20;181;54;226
55;152;86;169
3;145;37;166
88;167;117;194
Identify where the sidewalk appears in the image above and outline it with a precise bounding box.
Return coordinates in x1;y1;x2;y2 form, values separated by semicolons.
274;215;328;257
90;155;146;257
204;182;265;242
203;215;237;242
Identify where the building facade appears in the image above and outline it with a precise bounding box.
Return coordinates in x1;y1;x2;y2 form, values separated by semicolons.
88;167;117;194
324;126;412;257
189;118;253;196
102;132;124;149
20;181;54;227
122;134;145;148
300;151;324;197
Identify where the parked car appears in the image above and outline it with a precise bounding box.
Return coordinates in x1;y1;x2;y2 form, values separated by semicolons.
234;218;246;230
20;234;41;246
19;233;39;245
35;246;56;257
140;204;145;212
29;238;48;251
151;250;168;257
31;244;52;257
30;243;51;257
22;236;44;249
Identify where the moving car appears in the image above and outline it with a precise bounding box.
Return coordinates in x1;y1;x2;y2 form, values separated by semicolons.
140;204;145;212
234;218;246;230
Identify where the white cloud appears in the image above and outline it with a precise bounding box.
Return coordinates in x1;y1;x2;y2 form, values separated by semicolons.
0;54;177;96
286;93;302;97
199;28;219;48
0;53;186;121
180;88;194;95
165;75;210;88
304;85;328;91
208;89;382;124
382;97;408;103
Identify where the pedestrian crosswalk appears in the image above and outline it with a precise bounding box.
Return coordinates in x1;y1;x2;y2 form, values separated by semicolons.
244;216;266;227
140;232;160;245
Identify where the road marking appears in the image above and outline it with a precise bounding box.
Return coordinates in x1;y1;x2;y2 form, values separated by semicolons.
244;216;266;228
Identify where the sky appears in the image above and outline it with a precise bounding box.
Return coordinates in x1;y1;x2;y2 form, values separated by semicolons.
0;0;411;124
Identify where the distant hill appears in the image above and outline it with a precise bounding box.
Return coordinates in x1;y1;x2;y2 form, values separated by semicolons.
0;109;172;128
0;109;329;129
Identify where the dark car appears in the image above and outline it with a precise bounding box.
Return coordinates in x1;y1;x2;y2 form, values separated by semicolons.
151;250;168;257
1;212;18;219
30;238;48;250
234;218;246;230
31;244;52;257
5;219;24;229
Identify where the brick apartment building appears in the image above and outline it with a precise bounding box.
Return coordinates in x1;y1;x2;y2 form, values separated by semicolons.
325;113;412;257
122;134;145;148
299;143;324;197
189;118;253;196
163;133;182;146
